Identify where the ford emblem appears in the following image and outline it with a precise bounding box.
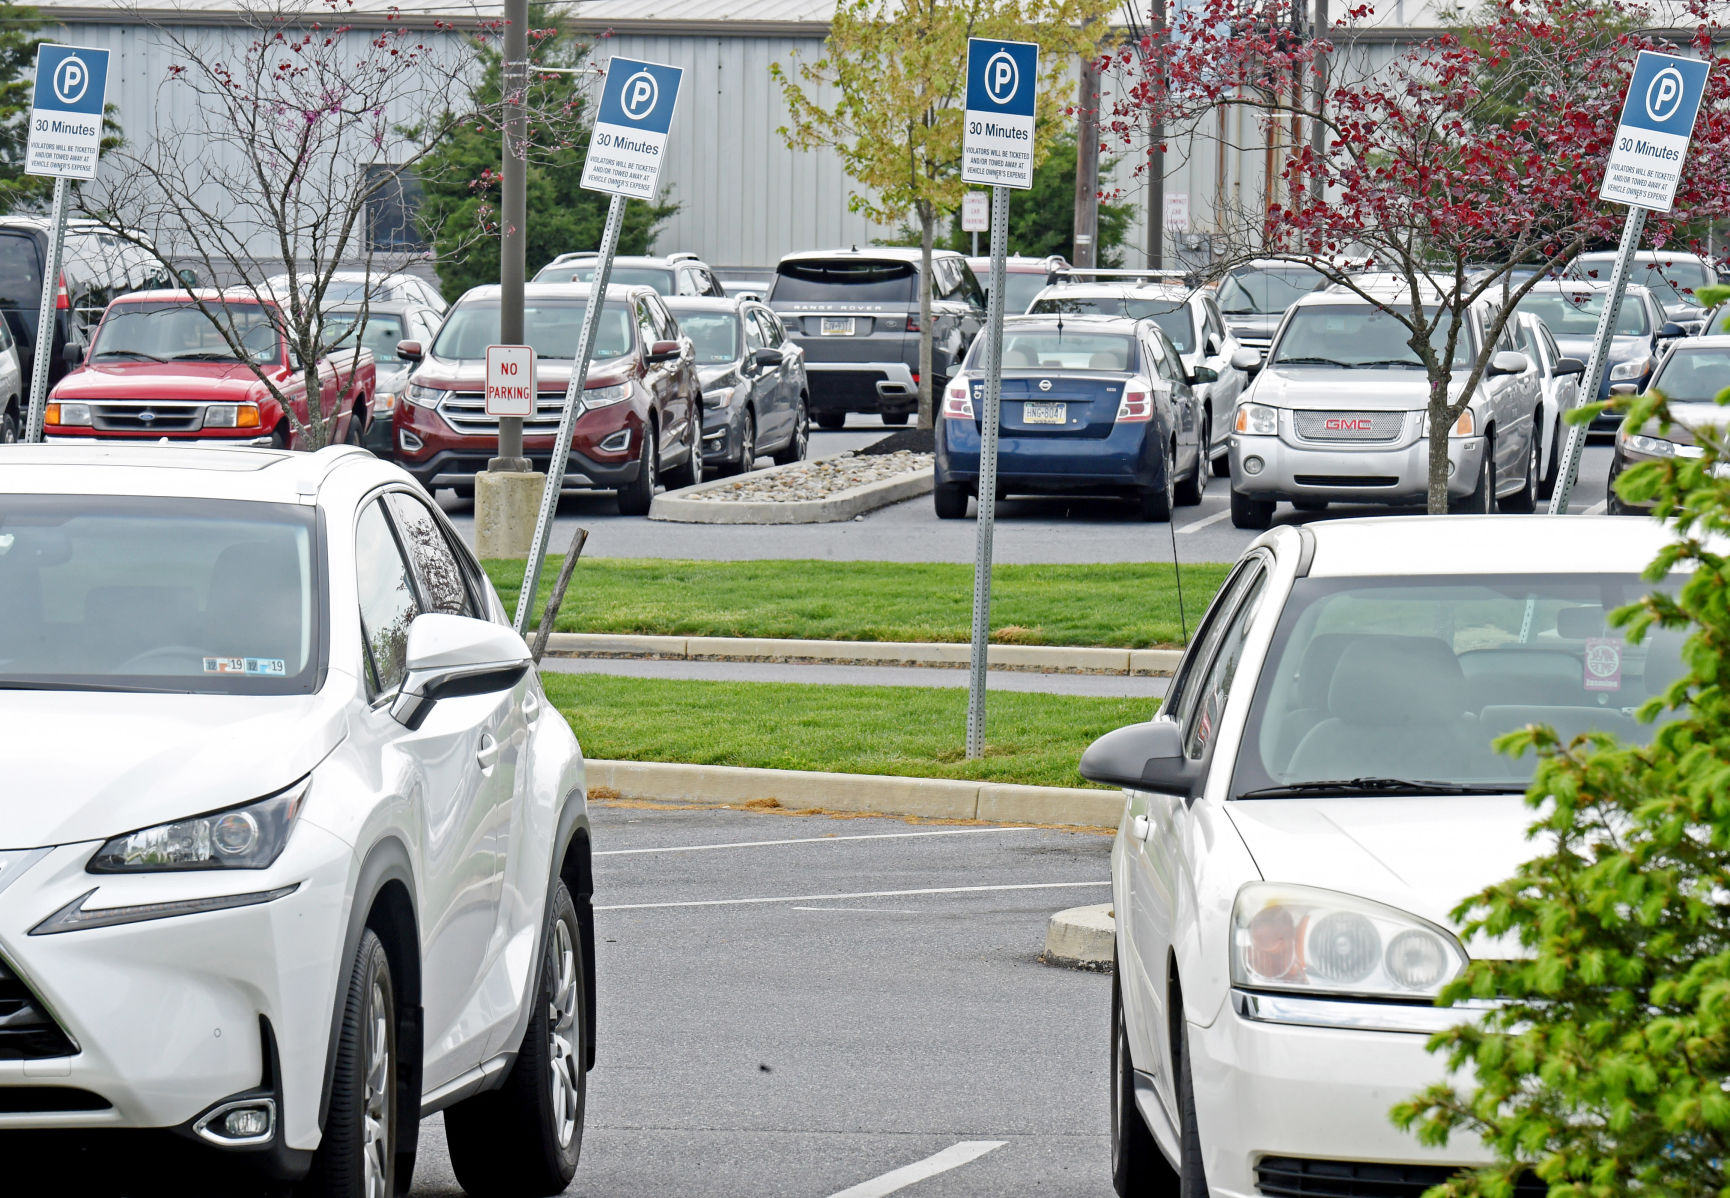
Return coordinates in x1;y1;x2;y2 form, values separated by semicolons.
137;410;156;423
1038;379;1052;391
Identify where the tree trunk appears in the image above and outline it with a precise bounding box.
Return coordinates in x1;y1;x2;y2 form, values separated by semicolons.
304;359;329;450
1427;384;1450;514
917;207;935;430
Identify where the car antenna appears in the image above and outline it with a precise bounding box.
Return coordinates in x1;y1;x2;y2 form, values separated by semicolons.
1167;507;1189;643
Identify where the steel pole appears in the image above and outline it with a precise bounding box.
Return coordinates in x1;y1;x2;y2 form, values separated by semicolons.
514;192;626;634
965;185;1010;759
24;176;69;443
1073;53;1099;270
1548;205;1647;514
493;0;530;471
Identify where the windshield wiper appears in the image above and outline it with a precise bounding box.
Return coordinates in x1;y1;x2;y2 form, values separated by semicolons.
1237;777;1518;799
93;349;168;363
169;352;246;362
0;678;183;694
1354;359;1427;368
1274;356;1356;368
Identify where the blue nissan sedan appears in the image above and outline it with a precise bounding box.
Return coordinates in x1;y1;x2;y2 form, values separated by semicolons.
934;315;1207;521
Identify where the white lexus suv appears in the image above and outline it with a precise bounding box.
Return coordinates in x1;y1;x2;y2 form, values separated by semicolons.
0;443;593;1198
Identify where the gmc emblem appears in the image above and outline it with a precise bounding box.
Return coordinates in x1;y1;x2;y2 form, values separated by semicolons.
1325;418;1372;431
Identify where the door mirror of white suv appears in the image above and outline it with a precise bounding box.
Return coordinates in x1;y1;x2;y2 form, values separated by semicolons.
1486;350;1530;377
390;613;533;730
1229;348;1263;374
1079;719;1199;797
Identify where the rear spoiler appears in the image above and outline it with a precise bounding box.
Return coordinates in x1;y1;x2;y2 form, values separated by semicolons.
1046;266;1206;288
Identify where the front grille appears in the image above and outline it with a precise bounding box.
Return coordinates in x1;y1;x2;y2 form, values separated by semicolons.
438;390;575;437
0;957;76;1059
89;401;203;432
1294;474;1401;488
1257;1156;1547;1198
0;1087;108;1113
1293;410;1405;443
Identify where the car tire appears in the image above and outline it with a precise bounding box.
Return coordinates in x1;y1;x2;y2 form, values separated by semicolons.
1112;957;1179;1197
933;482;969;519
1500;420;1540;513
1538;410;1562;500
1174;435;1204;507
271;423;292;450
1451;433;1496;514
665;411;704;489
816;411;846;430
1230;489;1274;529
1291;498;1328;512
616;422;658;515
723;409;756;477
882;412;910;426
450;483;476;502
301;930;396;1198
0;403;18;444
445;882;587;1198
343;410;365;447
1136;443;1177;522
772;396;809;465
1172;992;1209;1198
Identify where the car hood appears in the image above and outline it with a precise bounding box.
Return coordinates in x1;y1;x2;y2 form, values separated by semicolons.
1250;367;1460;411
0;689;348;847
698;364;740;391
1224;313;1281;340
414;353;636;392
1627;400;1730;444
1223;795;1541;945
1553;334;1648;363
52;362;285;401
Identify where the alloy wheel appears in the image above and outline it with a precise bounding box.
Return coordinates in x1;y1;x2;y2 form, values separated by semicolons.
548;918;581;1149
793;402;808;459
362;979;393;1198
740;413;756;472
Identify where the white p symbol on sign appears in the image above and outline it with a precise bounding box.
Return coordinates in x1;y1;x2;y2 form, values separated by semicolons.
985;51;1019;105
621;71;659;121
1645;66;1685;122
53;56;89;105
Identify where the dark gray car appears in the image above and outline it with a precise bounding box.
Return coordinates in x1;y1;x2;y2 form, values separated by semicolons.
324;299;445;456
666;296;810;475
767;248;984;428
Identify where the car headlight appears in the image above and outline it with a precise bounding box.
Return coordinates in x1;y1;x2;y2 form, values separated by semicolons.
203;403;261;429
46;402;91;426
374;391;397;413
1622;433;1703;459
1234;401;1277;436
1231;883;1468;1000
1609;357;1652;381
403;383;445;408
584;382;632;407
1420;409;1476;437
88;778;308;873
702;385;736;408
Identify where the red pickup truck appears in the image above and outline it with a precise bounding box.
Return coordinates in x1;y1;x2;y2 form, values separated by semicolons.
44;289;376;448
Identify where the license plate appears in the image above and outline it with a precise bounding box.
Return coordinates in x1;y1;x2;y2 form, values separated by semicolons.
1023;401;1067;425
820;317;855;336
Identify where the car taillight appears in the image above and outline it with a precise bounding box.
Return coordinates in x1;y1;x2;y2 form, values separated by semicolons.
905;315;920;333
1116;389;1153;422
942;383;974;419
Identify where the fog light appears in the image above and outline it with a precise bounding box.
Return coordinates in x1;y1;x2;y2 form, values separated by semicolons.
225;1108;270;1138
193;1097;276;1146
599;429;631;453
399;429;423;452
1447;460;1457;477
1243;456;1265;476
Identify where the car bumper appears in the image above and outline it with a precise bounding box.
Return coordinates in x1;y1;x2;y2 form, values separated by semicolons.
1182;994;1492;1196
45;434;277;448
394;400;643;488
937;418;1160;491
803;361;918;416
701;402;745;464
0;821;354;1173
1229;433;1485;505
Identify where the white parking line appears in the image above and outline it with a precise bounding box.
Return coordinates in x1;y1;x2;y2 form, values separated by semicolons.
1583;500;1607;515
1178;507;1233;534
596;827;1036;857
826;1140;1007;1198
791;906;919;914
596;880;1109;911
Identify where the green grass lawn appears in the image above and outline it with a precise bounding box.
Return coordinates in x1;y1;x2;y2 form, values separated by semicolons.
544;673;1155;789
489;558;1231;648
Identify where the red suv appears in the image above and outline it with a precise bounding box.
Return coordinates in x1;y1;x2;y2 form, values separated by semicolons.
394;283;702;513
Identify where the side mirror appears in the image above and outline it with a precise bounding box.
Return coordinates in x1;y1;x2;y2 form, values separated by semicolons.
1609;382;1639;396
1229;348;1263;374
177;268;200;288
1659;321;1687;339
1078;719;1200;797
646;339;682;364
751;347;784;369
1189;364;1218;385
61;342;85;369
396;340;423;363
390;613;532;731
1205;337;1223;357
1487;350;1530;377
1554;356;1586;377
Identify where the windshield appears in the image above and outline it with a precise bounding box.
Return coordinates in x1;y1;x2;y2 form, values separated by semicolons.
430;300;634;361
325;311;403;360
1231;575;1683;795
1271;304;1472;368
1580;256;1713;305
1516;290;1650;337
770;260;917;304
1028;296;1195;352
674;311;739;365
92;301;282;365
966;329;1136;372
1218;265;1326;315
977;271;1051;315
534;264;677;295
1651;348;1730;403
0;496;319;695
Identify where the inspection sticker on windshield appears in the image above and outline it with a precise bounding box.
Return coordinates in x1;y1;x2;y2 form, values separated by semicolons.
1584;638;1622;691
203;657;287;677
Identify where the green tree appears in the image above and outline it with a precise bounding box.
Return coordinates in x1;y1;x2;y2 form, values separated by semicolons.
774;0;1114;427
1393;383;1730;1193
416;13;678;302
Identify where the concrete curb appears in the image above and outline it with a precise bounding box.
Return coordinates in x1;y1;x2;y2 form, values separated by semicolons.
648;453;933;524
585;759;1126;828
543;633;1183;677
1042;903;1115;971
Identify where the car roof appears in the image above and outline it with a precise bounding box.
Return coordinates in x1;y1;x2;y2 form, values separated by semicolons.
1032;282;1191;300
454;282;656;303
109;288;275;305
1002;314;1143;331
1522;279;1655;297
776;247;960;265
663;296;748;312
1664;334;1730;350
1579;249;1712;264
325;299;416;315
0;443;389;504
965;255;1068;272
1295;515;1679;578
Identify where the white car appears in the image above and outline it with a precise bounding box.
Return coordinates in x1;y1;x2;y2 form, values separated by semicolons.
1085;515;1684;1197
261;270;449;315
0;444;593;1197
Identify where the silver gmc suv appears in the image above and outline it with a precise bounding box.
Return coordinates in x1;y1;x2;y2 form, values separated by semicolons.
1228;285;1544;528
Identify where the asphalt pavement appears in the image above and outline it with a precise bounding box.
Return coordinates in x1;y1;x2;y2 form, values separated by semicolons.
409;800;1116;1198
441;420;1618;565
539;655;1170;698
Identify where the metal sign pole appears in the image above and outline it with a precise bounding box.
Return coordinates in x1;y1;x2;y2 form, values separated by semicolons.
1547;204;1647;514
965;184;1010;758
514;192;626;635
24;176;69;443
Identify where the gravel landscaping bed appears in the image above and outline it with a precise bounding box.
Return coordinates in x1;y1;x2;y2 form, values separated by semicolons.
686;450;933;503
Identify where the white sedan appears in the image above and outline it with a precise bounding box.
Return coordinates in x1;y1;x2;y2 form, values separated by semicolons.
1085;515;1683;1197
0;443;592;1197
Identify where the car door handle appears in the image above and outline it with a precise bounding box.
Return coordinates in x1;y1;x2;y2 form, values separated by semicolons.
476;732;500;772
522;691;541;724
1130;814;1152;842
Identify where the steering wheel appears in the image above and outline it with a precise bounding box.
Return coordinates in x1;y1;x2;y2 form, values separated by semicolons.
116;645;210;673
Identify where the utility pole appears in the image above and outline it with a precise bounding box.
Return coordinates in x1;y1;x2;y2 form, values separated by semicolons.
1310;0;1327;205
1073;53;1100;269
1147;0;1165;268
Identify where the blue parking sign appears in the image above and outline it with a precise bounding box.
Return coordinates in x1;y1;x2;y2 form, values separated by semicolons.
962;38;1040;190
25;44;109;180
1600;50;1711;212
582;56;683;200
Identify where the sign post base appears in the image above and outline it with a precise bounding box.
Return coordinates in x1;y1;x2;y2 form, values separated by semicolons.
474;469;547;560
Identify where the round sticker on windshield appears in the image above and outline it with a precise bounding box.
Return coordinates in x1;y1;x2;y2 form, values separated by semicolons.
1584;638;1622;692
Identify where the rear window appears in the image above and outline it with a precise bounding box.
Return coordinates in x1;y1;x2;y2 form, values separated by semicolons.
1029;295;1196;352
534;264;677;295
967;330;1137;372
771;260;917;303
0;233;42;308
